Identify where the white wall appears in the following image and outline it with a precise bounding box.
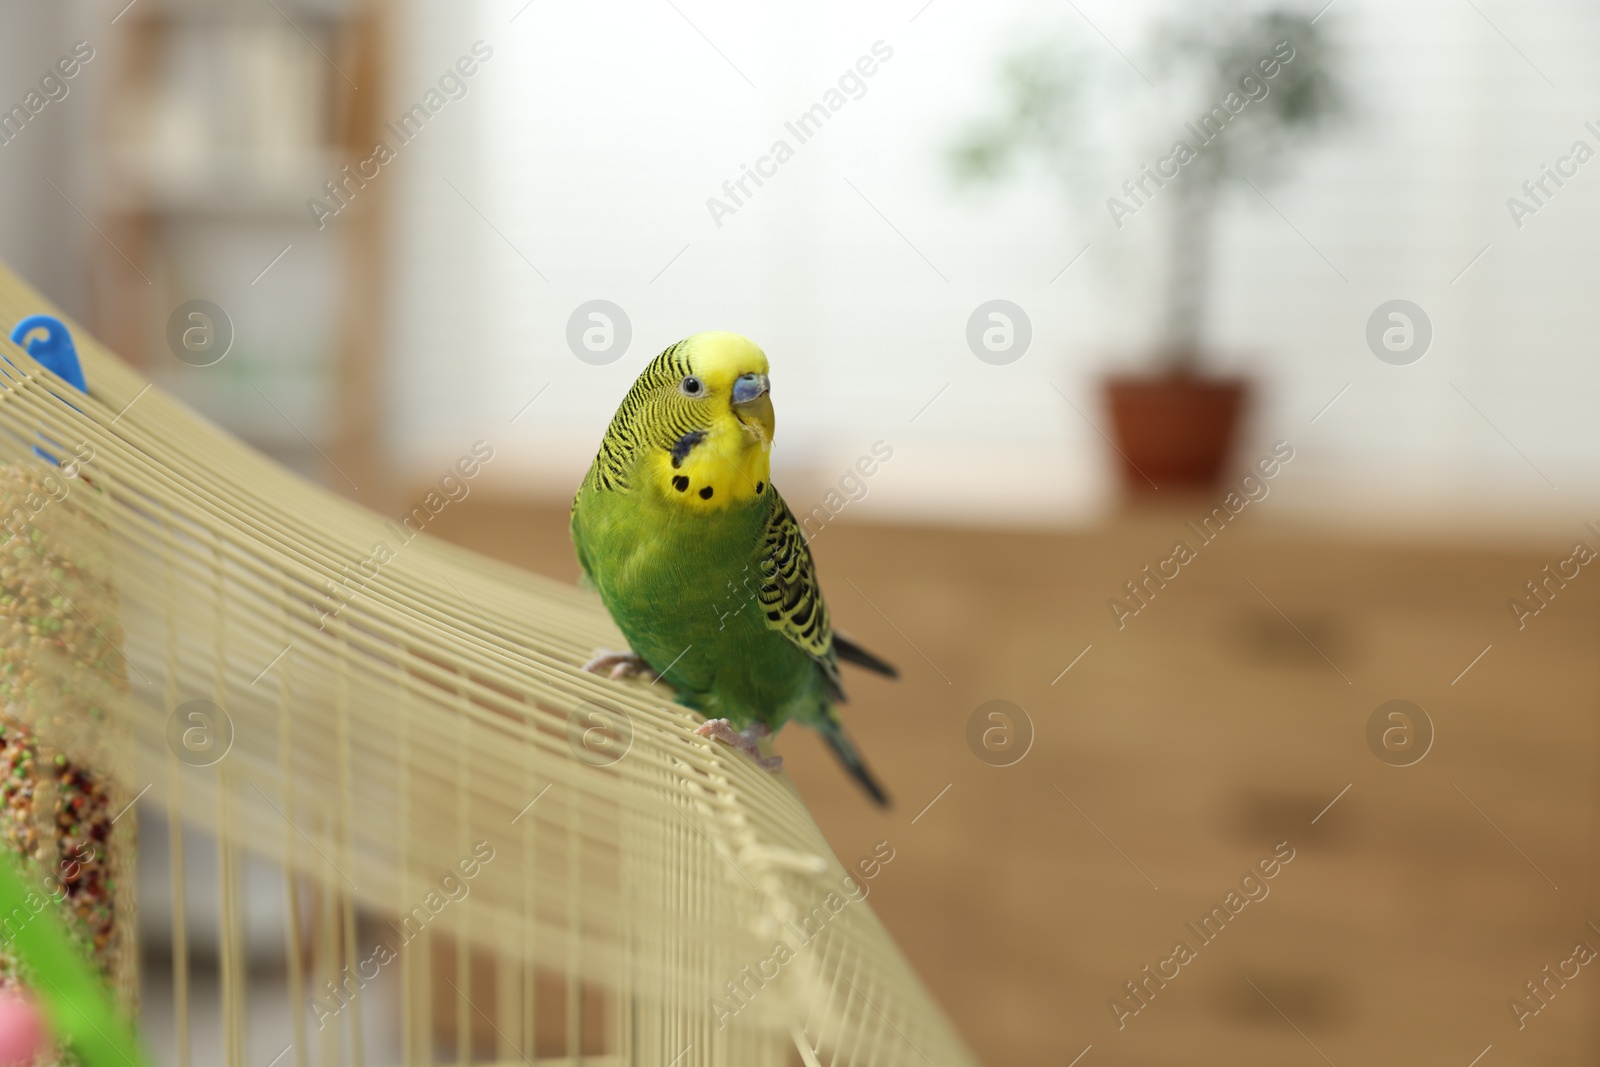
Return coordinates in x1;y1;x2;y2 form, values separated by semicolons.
387;0;1600;534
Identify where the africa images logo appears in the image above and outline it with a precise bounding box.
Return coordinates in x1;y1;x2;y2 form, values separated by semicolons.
307;41;494;229
705;41;895;228
1105;39;1297;229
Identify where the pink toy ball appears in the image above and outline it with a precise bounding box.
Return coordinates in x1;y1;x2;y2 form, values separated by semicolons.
0;992;45;1067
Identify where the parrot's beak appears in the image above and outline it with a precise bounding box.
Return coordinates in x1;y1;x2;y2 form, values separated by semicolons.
731;373;773;444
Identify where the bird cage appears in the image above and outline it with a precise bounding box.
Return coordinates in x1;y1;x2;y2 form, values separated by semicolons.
0;261;978;1067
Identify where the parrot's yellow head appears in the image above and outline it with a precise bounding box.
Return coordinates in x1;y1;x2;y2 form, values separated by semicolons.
612;331;774;511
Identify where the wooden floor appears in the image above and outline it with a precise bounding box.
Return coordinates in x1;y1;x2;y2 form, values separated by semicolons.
426;496;1600;1067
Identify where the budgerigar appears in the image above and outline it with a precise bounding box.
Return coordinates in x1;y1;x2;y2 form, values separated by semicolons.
569;331;897;805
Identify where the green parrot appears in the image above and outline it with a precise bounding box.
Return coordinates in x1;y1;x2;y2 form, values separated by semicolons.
570;331;896;805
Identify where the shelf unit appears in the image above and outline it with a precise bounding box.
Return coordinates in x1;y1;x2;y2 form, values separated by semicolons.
88;0;389;501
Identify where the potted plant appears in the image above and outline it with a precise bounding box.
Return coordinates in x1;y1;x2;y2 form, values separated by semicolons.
953;7;1341;490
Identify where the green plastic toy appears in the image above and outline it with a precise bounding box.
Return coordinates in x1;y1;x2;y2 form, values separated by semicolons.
0;849;147;1067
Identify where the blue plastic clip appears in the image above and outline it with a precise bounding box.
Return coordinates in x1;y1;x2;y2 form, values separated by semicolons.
8;315;87;465
10;315;86;394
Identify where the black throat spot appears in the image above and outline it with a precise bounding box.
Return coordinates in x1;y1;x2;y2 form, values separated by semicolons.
669;430;706;469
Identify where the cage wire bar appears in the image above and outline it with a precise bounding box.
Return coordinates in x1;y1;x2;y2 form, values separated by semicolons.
0;261;978;1067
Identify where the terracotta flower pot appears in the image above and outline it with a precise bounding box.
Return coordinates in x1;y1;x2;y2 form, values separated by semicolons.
1102;373;1250;491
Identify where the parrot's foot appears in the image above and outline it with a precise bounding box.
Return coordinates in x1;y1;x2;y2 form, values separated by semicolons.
581;648;658;681
695;718;784;772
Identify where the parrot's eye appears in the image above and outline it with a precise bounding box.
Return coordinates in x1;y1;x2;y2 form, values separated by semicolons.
679;376;705;397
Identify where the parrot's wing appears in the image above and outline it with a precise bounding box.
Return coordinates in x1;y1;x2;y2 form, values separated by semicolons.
755;495;845;700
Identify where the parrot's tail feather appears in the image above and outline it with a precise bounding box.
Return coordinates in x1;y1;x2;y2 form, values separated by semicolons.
820;721;890;808
833;634;899;679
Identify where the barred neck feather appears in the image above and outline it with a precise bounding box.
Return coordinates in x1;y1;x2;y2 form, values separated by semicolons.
588;341;693;493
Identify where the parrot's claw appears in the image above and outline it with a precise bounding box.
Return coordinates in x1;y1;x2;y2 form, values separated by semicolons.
582;649;658;681
694;717;745;748
695;718;783;772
